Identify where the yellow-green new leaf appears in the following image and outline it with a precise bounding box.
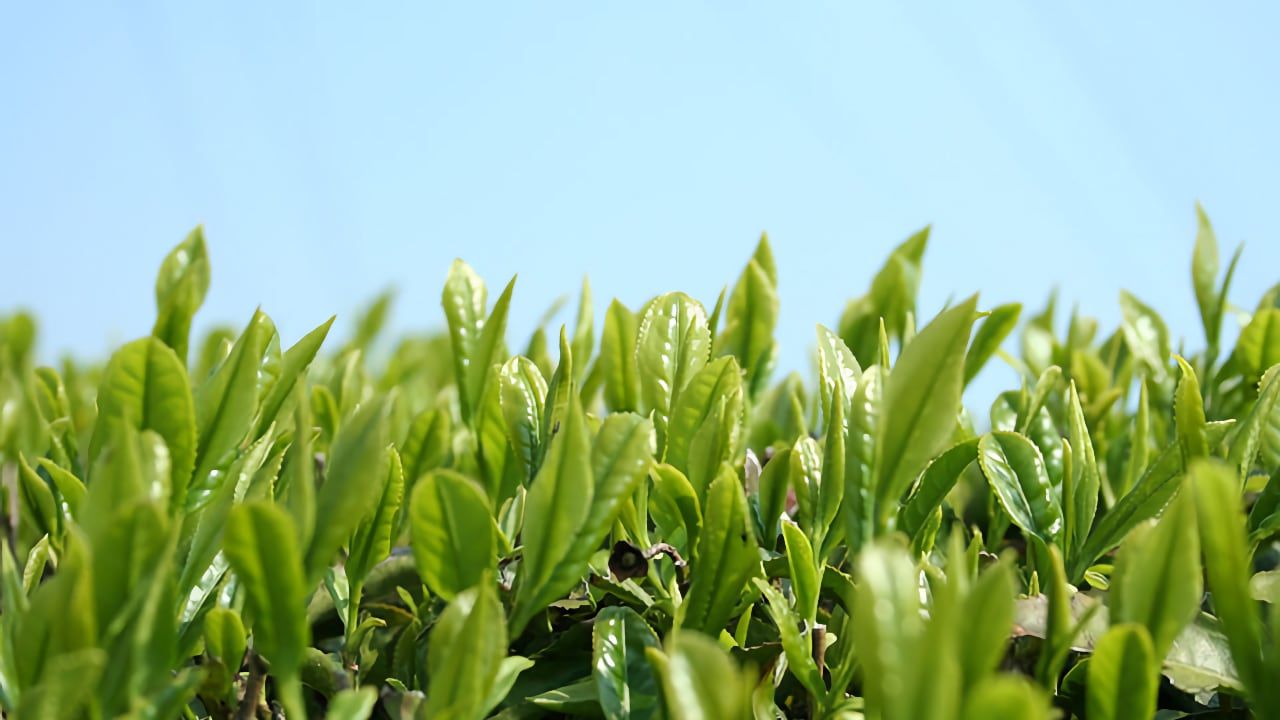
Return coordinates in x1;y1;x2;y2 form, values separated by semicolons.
875;296;978;527
512;389;594;634
424;577;509;720
409;470;495;601
600;299;640;412
714;238;778;397
347;447;405;587
681;466;760;635
978;432;1063;546
304;397;390;586
151;226;210;366
191;309;274;509
223;502;308;679
88;337;196;512
1087;624;1157;720
636;292;710;453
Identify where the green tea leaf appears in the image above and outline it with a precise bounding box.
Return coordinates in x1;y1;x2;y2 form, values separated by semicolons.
636;292;710;452
1111;485;1201;661
755;577;825;699
838;227;929;366
714;236;778;397
875;295;977;526
959;561;1016;689
327;687;378;720
409;469;495;600
1173;356;1208;464
223;501;308;679
647;633;746;720
962;675;1049;720
978;431;1063;545
1063;382;1099;566
347;447;405;587
1086;624;1157;720
600;299;640;412
512;389;594;633
899;437;979;543
781;519;820;626
88;337;196;512
1192;203;1222;346
664;355;742;495
305;396;390;585
191;309;274;508
151;226;210;366
1191;459;1280;713
681;466;759;635
964;302;1021;386
816;323;861;421
499;355;549;481
853;541;922;720
424;577;509;720
1236;309;1280;384
593;606;662;720
251;315;333;441
1118;290;1170;382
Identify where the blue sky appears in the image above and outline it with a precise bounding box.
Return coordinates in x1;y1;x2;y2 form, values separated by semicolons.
2;3;1277;403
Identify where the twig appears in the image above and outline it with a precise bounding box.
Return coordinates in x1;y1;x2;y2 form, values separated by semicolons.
234;652;267;720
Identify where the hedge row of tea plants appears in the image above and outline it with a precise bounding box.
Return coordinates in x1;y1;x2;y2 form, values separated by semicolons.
1;209;1278;719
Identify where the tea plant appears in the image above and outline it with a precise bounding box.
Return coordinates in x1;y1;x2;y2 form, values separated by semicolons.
1;206;1278;718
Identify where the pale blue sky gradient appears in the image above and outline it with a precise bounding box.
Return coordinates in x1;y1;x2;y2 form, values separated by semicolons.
2;3;1278;401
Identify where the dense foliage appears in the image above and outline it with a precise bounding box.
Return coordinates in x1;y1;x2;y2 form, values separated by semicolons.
2;208;1279;719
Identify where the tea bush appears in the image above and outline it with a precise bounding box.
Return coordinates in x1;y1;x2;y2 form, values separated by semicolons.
1;207;1278;718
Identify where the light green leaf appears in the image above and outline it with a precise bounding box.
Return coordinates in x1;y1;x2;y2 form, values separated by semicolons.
755;577;825;699
347;447;405;587
647;633;746;720
853;541;922;720
251;315;333;441
512;389;594;634
409;470;495;601
816;323;861;421
681;466;759;635
425;577;508;720
191;309;274;509
499;355;549;482
1192;203;1222;346
663;355;742;494
636;292;710;452
781;519;819;626
875;296;977;526
838;227;929;367
593;606;662;720
1174;356;1208;464
151;226;210;366
964;302;1022;386
88;337;195;512
962;675;1050;720
899;438;979;543
978;431;1063;545
327;687;378;720
1236;309;1280;384
1063;382;1099;566
1087;624;1157;720
844;365;882;551
714;236;778;397
1111;485;1201;661
305;397;390;585
223;502;308;679
1191;459;1280;714
600;299;640;412
1118;290;1170;382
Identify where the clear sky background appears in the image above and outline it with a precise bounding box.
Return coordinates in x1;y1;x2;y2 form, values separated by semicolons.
2;3;1277;404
